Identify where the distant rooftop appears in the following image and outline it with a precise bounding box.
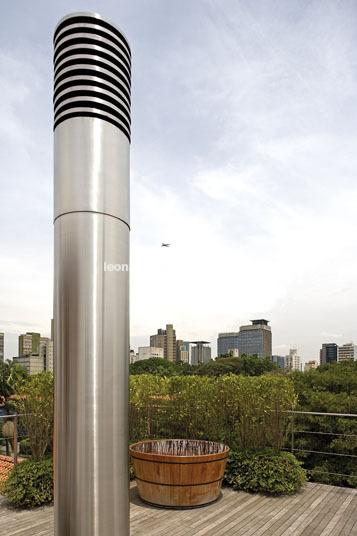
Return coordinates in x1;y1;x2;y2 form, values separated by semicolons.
250;319;269;325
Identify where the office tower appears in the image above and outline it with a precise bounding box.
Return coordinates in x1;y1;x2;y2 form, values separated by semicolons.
272;355;285;368
18;332;41;356
53;12;131;536
285;348;302;371
238;319;272;359
304;360;318;372
15;335;53;374
39;338;54;372
138;347;164;361
176;340;189;363
13;354;44;375
165;324;176;361
129;349;136;364
191;341;211;365
320;343;338;366
338;343;357;362
217;332;240;357
0;333;4;363
150;324;177;361
150;329;165;352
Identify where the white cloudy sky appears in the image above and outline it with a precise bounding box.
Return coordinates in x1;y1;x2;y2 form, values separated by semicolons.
1;0;357;363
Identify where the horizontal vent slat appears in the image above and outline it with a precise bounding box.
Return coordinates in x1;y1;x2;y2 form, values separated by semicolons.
54;26;131;65
54;99;131;134
54;90;131;125
54;36;131;74
54;79;130;108
54;15;131;58
54;68;131;105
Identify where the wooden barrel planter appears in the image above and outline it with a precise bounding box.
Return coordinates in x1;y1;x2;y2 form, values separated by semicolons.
130;439;230;508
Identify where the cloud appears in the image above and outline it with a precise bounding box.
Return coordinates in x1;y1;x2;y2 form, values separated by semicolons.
2;0;357;363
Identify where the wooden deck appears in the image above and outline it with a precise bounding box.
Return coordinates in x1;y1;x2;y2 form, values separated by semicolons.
1;482;356;536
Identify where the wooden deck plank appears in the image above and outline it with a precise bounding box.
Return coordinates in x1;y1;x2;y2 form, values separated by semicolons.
251;484;325;536
1;482;357;536
299;488;356;536
318;491;357;536
282;485;348;536
224;494;296;536
336;496;357;536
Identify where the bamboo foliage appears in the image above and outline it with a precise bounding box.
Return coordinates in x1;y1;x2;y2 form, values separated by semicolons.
130;374;296;451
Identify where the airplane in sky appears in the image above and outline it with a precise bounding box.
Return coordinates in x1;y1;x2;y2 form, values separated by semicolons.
161;243;171;247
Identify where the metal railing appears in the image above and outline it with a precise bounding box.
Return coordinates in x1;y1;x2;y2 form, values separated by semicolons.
1;409;356;483
130;404;357;485
288;410;357;481
0;413;32;465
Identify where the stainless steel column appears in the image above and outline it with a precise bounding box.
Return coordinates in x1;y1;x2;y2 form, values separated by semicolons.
53;13;131;536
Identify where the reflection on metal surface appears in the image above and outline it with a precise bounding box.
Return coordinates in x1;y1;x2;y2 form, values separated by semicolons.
54;12;131;536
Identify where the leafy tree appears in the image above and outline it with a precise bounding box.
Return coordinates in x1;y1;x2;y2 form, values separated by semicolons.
130;357;196;376
195;360;237;376
290;361;357;487
0;359;29;412
13;372;54;460
196;355;278;377
242;355;279;376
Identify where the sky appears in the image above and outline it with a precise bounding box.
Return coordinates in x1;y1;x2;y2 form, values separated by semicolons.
1;0;357;363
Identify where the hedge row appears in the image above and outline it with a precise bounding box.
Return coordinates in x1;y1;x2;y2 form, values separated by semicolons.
130;374;296;450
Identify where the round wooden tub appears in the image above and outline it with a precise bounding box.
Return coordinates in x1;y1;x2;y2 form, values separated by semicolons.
130;439;230;508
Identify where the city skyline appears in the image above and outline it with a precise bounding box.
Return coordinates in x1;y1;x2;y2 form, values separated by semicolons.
2;319;357;366
2;1;357;364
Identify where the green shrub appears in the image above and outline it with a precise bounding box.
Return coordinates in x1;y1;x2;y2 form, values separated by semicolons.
224;448;307;495
1;457;53;507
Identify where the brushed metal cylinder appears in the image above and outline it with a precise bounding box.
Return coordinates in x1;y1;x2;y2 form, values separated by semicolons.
53;13;131;536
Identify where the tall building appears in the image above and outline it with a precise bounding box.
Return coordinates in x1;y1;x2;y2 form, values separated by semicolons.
0;333;4;363
272;355;285;368
338;343;357;362
191;341;211;365
138;347;164;361
304;360;318;372
238;320;272;359
19;332;41;357
13;354;44;375
320;343;338;366
13;334;53;375
150;324;177;361
217;332;240;357
39;338;53;372
129;350;136;364
176;340;189;363
285;348;301;371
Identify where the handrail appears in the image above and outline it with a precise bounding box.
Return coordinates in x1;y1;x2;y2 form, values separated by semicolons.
0;413;38;419
290;410;357;418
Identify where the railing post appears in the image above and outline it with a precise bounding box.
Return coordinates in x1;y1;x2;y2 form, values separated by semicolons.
291;412;295;454
13;414;18;465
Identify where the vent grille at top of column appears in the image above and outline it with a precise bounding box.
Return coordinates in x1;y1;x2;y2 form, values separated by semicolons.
53;14;131;142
